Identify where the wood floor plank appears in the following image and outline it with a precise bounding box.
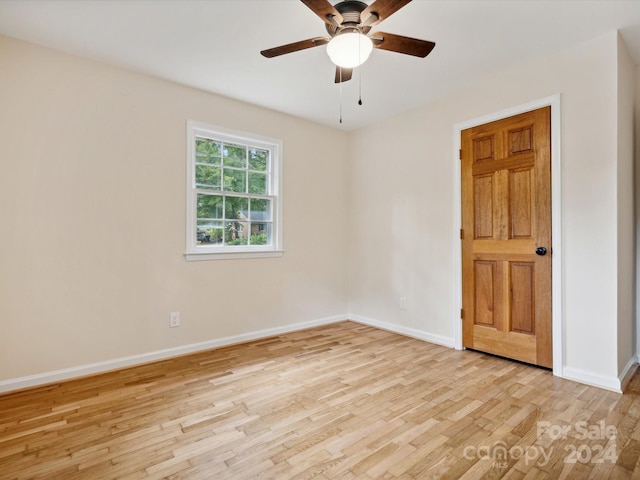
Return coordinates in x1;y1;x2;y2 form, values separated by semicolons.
0;321;638;479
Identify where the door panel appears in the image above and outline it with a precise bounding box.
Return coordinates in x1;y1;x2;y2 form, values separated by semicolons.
510;169;533;238
474;261;496;327
461;107;552;368
510;262;534;334
474;175;493;238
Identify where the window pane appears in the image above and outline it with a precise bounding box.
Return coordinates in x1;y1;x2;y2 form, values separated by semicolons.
249;148;268;172
249;223;271;245
223;144;246;168
197;194;223;219
195;138;221;165
250;198;271;221
223;169;246;193
225;196;248;220
195;165;221;189
225;221;248;246
248;172;267;195
197;221;223;244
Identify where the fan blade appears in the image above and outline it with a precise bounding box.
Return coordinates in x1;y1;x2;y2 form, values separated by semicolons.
334;67;353;83
371;32;435;57
301;0;343;26
361;0;412;26
261;37;329;58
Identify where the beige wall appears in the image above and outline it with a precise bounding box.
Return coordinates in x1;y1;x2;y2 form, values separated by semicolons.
0;35;349;380
617;34;636;374
347;31;630;386
0;30;636;391
636;64;640;364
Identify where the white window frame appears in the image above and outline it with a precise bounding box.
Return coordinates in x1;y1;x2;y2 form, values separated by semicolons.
185;120;283;261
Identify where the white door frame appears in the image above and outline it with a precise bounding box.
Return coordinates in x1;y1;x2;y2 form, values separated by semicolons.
452;94;563;378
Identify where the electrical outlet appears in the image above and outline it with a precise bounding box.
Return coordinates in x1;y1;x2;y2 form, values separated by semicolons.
170;312;181;328
399;297;407;310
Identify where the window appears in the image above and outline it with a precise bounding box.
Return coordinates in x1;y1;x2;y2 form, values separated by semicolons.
185;121;283;260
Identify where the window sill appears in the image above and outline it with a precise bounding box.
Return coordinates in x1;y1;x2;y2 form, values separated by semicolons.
184;250;284;261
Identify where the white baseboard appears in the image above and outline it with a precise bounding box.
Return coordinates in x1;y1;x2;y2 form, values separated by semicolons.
349;314;456;349
1;314;629;395
0;315;346;395
562;366;623;393
561;356;637;394
350;314;631;394
619;357;638;392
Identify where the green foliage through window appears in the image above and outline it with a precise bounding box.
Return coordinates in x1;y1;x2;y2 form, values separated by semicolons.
192;129;277;250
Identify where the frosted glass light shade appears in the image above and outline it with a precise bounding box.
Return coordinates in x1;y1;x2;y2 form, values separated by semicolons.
326;32;373;68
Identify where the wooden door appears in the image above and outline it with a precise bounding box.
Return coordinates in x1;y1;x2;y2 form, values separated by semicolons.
461;107;552;368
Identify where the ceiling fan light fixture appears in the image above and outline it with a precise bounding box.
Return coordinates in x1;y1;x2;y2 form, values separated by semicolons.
326;32;373;68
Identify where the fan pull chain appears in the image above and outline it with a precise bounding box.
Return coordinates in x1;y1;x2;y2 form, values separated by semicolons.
358;64;363;106
339;68;343;124
358;34;363;106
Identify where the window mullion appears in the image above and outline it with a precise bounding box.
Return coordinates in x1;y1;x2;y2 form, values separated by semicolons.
221;195;227;247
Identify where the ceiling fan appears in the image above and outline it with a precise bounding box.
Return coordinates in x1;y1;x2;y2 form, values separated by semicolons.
260;0;436;83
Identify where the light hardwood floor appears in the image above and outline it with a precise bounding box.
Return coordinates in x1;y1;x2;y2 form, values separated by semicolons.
1;321;639;479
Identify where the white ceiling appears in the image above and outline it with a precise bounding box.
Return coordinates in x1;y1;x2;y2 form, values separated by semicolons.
1;0;639;130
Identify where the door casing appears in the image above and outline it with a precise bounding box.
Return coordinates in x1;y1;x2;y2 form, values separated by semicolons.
452;94;563;378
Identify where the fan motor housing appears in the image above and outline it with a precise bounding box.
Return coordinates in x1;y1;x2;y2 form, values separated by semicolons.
325;0;372;36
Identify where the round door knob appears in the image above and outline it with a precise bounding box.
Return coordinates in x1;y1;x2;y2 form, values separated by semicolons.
536;247;547;256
